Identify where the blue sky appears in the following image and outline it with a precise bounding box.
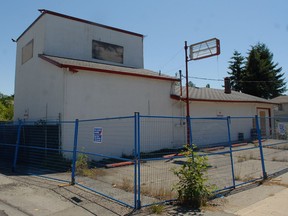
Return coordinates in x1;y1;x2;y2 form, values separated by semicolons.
1;0;288;95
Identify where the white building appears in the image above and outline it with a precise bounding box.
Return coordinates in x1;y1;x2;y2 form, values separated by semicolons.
14;10;276;156
271;96;288;119
14;9;180;122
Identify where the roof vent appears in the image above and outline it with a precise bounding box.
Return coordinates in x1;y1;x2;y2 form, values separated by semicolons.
224;77;231;94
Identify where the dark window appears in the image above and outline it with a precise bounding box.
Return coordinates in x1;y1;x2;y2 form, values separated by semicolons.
22;39;33;64
92;40;123;64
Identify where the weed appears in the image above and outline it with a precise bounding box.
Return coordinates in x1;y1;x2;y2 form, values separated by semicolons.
75;154;105;178
249;152;256;160
118;177;134;192
234;174;241;181
150;204;165;214
172;144;215;208
237;156;247;163
271;156;288;162
234;163;242;181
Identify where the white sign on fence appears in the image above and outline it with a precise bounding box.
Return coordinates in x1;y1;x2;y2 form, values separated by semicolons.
93;127;103;143
278;123;286;135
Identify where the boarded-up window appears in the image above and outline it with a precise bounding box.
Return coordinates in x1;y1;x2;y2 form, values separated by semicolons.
22;40;34;64
92;40;123;64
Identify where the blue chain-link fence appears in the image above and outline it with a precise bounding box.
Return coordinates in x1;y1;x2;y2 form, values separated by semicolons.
1;114;288;209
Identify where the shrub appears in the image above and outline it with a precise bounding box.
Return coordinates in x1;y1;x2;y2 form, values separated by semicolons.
150;204;165;214
173;144;214;208
75;154;105;178
76;154;89;172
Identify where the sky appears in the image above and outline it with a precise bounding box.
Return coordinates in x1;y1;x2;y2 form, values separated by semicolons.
1;0;288;96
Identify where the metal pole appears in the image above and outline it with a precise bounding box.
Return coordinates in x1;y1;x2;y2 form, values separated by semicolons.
133;112;138;209
71;119;79;185
227;116;236;188
136;112;141;209
255;115;267;179
185;41;191;145
12;120;22;172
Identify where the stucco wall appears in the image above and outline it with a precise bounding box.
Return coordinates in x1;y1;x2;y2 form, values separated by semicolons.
14;17;65;121
43;14;144;68
274;103;288;119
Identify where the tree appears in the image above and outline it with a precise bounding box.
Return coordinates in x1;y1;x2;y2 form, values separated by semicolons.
188;81;196;87
227;43;286;99
227;51;245;91
0;93;14;121
243;43;286;99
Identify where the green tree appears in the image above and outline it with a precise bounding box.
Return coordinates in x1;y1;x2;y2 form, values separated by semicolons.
188;81;196;87
227;43;286;99
0;93;14;121
243;43;286;99
227;50;245;92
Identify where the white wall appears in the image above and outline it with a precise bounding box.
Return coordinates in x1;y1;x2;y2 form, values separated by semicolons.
173;101;274;146
274;103;288;119
43;14;144;68
14;17;65;121
63;70;176;120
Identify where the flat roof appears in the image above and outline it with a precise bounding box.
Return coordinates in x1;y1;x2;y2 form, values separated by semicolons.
39;54;180;82
17;9;144;42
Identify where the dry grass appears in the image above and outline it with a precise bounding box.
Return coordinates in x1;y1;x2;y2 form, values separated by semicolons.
116;177;134;192
262;179;288;188
115;178;175;200
141;185;175;200
237;155;247;163
77;167;106;179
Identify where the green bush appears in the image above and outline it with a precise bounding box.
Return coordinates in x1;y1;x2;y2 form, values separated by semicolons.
75;154;89;175
173;144;214;208
150;204;165;214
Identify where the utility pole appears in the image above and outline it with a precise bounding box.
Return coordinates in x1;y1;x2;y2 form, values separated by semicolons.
185;41;191;145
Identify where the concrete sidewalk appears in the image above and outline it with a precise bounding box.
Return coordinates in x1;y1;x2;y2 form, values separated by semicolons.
235;188;288;216
213;172;288;216
0;173;132;216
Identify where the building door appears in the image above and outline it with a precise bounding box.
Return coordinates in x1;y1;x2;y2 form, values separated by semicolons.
257;108;270;138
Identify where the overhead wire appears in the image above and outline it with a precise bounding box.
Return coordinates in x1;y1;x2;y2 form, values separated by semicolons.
159;47;183;75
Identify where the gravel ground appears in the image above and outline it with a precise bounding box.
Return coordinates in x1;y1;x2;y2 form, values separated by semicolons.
0;140;288;215
1;171;288;215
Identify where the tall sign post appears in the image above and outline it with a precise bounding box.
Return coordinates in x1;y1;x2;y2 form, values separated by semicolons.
184;38;220;145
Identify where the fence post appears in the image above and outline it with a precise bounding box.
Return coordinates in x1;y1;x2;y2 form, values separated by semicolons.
226;116;236;188
71;119;79;185
255;115;267;179
133;113;137;209
12;120;22;172
136;112;141;209
187;116;194;161
134;112;141;209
